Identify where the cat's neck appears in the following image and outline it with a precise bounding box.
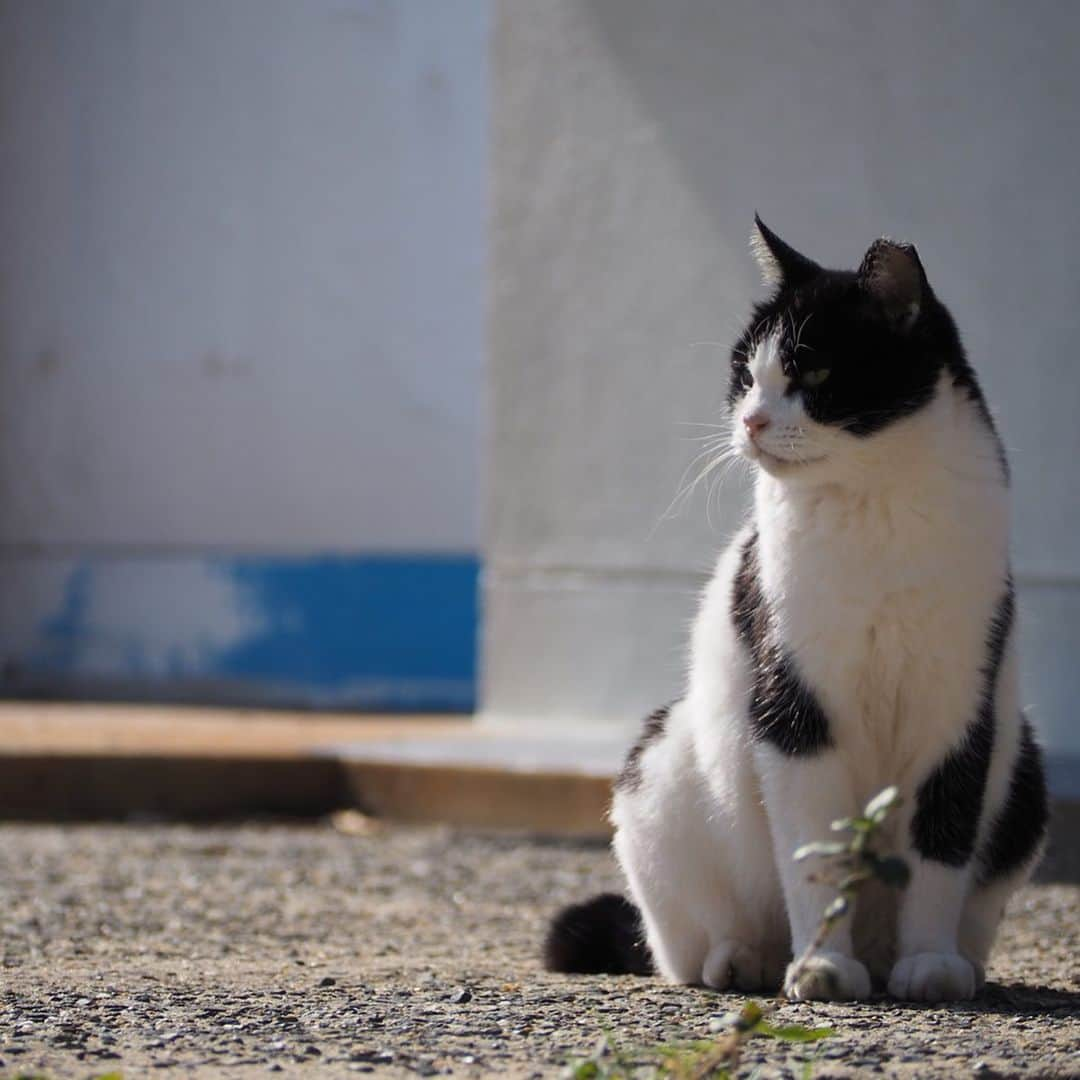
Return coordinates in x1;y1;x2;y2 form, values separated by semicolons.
752;379;1009;571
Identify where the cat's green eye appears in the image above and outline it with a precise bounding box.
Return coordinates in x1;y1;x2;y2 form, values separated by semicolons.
801;368;831;389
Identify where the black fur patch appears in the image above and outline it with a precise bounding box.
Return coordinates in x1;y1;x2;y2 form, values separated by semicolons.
615;704;672;792
732;532;832;756
911;584;1015;865
543;893;653;975
977;717;1049;884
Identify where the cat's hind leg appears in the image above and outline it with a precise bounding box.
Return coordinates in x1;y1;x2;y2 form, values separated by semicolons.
697;769;789;992
616;828;779;990
625;873;708;985
612;793;710;982
611;780;712;982
612;701;788;990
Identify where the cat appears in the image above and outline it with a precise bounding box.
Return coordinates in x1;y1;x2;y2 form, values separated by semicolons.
544;217;1048;1002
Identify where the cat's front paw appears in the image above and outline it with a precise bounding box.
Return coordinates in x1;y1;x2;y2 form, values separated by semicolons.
887;952;977;1002
784;951;871;1002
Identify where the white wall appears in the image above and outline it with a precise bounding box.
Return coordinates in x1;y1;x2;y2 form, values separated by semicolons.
485;0;1080;767
0;0;488;553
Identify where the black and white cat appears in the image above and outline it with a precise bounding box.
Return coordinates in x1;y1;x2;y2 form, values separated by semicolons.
545;218;1048;1003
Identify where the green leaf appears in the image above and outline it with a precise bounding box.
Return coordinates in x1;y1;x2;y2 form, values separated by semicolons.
824;896;849;920
864;785;901;821
736;1000;764;1030
831;815;872;833
801;1043;829;1080
793;841;847;861
754;1021;835;1043
837;870;871;892
569;1062;599;1079
665;1040;723;1053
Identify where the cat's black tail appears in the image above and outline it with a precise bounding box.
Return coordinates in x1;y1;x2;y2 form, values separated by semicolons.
542;893;653;975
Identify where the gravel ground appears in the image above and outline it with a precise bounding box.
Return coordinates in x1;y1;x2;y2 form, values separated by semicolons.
0;820;1076;1079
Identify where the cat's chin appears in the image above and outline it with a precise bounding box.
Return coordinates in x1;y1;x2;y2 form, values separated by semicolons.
743;444;826;477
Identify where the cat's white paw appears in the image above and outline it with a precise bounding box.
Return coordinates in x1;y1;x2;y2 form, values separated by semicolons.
784;951;872;1002
888;952;977;1002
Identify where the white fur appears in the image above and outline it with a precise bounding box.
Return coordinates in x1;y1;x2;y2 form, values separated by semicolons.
611;334;1038;1001
749;227;784;286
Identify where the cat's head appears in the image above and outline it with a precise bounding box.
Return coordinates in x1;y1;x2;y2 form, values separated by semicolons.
729;216;964;480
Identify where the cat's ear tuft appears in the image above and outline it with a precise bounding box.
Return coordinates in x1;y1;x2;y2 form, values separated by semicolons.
858;239;925;328
750;214;821;288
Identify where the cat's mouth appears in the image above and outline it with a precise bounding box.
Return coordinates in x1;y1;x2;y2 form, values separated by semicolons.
745;442;826;473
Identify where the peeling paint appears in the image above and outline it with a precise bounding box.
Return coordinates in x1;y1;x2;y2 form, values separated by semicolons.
0;554;478;711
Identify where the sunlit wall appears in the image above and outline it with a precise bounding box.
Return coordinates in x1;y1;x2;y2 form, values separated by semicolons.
484;0;1080;782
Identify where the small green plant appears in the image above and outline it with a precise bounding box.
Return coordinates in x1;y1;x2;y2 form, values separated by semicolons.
657;1001;831;1080
566;786;908;1079
788;785;910;983
566;1005;830;1079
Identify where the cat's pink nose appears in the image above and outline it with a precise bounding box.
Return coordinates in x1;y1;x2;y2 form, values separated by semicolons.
743;412;771;438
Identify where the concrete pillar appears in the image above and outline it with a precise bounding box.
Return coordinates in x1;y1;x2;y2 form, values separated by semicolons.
484;1;1080;784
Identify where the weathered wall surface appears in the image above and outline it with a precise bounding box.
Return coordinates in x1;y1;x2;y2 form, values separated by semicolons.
0;0;487;552
485;0;1080;772
0;0;488;707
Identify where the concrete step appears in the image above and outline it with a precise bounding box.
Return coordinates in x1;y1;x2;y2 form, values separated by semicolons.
335;729;624;836
0;702;1075;881
0;702;621;835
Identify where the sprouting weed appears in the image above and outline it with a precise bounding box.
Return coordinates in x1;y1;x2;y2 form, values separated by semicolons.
788;784;910;984
564;1004;832;1079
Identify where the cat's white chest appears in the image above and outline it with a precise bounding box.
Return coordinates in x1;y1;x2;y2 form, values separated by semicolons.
757;479;1005;781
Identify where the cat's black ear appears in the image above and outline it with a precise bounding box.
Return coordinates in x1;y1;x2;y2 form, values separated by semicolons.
858;239;925;328
750;214;821;288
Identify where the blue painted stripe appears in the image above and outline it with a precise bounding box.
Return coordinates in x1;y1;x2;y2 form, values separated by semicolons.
0;554;479;711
